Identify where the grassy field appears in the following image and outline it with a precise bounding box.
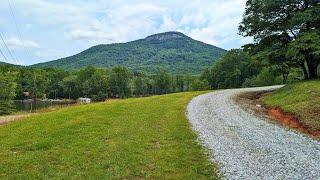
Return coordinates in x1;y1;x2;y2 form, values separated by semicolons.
0;92;220;179
264;80;320;131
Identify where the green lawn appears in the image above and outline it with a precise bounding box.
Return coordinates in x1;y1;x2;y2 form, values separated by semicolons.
264;80;320;131
0;92;220;179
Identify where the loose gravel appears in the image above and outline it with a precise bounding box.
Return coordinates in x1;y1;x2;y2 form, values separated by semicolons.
187;86;320;180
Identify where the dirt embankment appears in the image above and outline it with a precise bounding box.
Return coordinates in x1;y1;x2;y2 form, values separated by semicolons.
236;91;320;139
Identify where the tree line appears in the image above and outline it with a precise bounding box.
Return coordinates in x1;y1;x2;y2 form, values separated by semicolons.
0;64;210;115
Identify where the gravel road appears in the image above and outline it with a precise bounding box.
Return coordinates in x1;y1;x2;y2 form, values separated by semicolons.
187;86;320;180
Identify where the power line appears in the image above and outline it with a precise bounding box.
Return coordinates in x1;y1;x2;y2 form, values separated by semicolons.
0;33;17;64
8;0;26;51
0;48;9;63
7;0;30;64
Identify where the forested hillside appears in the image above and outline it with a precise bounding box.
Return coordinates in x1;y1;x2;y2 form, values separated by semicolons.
32;32;226;74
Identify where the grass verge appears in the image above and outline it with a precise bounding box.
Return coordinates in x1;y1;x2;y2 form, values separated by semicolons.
0;92;220;179
264;80;320;131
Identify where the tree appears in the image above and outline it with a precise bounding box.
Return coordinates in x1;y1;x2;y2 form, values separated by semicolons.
109;66;131;98
154;72;172;94
0;71;18;115
86;69;110;101
209;49;258;89
133;77;148;97
239;0;320;79
46;68;69;99
60;75;80;99
190;79;210;91
175;74;185;92
243;33;292;83
242;68;280;87
286;31;320;78
21;68;50;99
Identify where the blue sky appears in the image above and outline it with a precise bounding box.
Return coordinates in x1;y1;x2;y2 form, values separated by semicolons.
0;0;252;65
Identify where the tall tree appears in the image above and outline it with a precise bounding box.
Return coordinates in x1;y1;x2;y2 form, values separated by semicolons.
154;72;172;94
239;0;320;79
109;66;131;98
209;49;258;89
0;71;18;115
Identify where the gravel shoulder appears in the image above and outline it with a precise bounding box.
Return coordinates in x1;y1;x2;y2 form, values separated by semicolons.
187;86;320;179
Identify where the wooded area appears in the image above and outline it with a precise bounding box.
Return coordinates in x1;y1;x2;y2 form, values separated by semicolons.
0;64;210;115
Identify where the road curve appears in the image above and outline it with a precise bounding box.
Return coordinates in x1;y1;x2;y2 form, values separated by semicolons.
187;86;320;180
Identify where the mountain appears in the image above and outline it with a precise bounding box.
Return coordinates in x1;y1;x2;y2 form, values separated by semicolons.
0;61;22;67
32;32;227;74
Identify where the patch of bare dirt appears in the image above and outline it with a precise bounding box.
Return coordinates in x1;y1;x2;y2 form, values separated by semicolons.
0;114;31;125
236;91;320;139
268;108;320;138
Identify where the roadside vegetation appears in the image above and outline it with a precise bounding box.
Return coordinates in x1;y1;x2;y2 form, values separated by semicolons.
264;80;320;131
0;92;220;179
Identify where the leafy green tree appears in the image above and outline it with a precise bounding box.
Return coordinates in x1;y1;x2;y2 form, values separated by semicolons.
0;71;18;115
109;66;131;98
20;68;50;99
87;68;110;101
46;68;70;99
154;72;172;94
243;33;292;83
183;74;196;91
242;68;281;87
190;79;210;91
76;65;97;97
60;75;80;99
209;49;258;89
175;74;185;92
239;0;320;79
286;31;320;78
133;77;148;97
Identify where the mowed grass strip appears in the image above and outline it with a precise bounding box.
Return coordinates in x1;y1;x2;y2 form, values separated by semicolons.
264;80;320;131
0;92;220;179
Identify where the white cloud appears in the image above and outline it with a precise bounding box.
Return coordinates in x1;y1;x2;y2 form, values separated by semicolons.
5;37;40;50
34;49;69;61
8;0;249;49
1;0;252;65
65;30;114;43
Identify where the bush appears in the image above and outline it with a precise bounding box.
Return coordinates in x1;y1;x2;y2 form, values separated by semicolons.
190;79;210;91
242;68;281;87
0;101;16;115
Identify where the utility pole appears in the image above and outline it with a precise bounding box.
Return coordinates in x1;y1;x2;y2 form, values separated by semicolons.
33;73;37;112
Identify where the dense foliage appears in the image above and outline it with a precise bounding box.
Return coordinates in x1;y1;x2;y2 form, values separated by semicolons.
239;0;320;79
201;49;304;89
0;64;210;106
32;32;226;74
0;66;18;115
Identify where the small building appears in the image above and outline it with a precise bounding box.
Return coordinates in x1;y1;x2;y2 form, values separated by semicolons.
78;98;91;104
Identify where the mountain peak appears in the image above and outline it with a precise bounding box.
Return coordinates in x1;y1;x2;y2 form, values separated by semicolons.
145;31;186;41
32;31;227;74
